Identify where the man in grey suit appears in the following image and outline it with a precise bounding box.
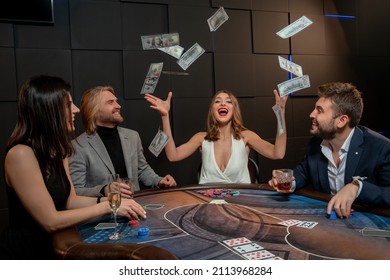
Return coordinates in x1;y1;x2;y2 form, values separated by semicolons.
69;86;176;198
268;82;390;218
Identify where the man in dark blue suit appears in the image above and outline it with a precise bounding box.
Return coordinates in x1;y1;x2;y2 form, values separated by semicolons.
269;82;390;218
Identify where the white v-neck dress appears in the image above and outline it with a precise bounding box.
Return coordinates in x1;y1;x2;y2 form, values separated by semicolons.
198;137;250;184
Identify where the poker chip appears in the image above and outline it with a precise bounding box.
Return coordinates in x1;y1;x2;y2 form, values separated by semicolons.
129;219;140;227
137;227;150;239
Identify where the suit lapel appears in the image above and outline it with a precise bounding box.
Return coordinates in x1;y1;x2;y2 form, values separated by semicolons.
88;133;115;174
118;127;133;179
345;128;364;183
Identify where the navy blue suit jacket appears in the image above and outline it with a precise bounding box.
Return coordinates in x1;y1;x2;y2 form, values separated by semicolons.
294;126;390;207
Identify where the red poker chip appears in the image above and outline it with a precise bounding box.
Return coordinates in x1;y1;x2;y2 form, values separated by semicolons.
129;219;140;227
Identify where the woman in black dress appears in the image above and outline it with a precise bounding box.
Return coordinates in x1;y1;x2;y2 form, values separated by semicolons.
0;75;145;259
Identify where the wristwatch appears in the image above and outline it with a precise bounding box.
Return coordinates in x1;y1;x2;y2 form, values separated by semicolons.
351;179;360;188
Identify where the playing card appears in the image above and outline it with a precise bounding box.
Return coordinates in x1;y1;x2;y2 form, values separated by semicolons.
243;250;275;260
296;221;318;229
232;242;264;254
143;204;164;210
222;237;251;247
94;223;116;230
278;219;301;227
209;199;227;204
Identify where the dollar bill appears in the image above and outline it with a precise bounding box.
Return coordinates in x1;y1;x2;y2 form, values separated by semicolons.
158;45;184;59
148;128;170;157
278;56;303;77
207;6;229;31
140;62;163;94
277;75;310;97
141;33;180;50
177;43;205;71
276;16;313;39
272;104;285;135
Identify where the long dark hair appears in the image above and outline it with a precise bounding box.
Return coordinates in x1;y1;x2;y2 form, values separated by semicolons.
7;75;74;177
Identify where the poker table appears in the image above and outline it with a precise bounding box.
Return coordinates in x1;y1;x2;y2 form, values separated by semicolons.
53;184;390;260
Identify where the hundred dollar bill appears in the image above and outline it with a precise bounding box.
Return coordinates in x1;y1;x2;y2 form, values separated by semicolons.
177;43;205;70
207;6;229;32
277;75;310;97
141;33;180;50
278;56;303;77
276;16;313;39
272;104;285;135
148;128;169;157
140;62;163;94
158;45;184;59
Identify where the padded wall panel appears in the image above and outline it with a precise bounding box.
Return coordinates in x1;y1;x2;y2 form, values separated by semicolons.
170;52;214;98
353;56;390;132
0;24;14;47
324;0;356;15
172;98;210;144
72;50;123;105
252;0;289;12
214;53;254;97
211;0;252;10
122;3;168;51
355;0;390;56
254;54;290;97
239;96;293;140
213;9;252;54
325;17;357;55
14;0;70;49
15;49;72;90
289;0;324;14
290;14;326;55
0;103;17;154
123;51;171;99
70;0;122;50
290;97;316;137
0;48;17;101
169;5;213;51
292;55;357;97
252;11;289;54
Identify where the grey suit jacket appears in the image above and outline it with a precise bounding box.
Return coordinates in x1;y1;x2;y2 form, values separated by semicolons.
69;127;162;196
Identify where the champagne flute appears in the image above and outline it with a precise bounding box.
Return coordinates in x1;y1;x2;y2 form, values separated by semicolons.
107;174;123;240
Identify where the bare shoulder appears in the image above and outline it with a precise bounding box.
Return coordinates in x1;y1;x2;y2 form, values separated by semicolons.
241;130;261;140
190;132;207;145
6;144;35;162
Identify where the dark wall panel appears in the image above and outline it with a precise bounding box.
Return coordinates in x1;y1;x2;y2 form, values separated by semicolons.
0;24;14;47
70;0;122;50
15;49;73;89
0;49;17;101
211;0;252;10
292;55;357;97
214;53;255;97
123;51;171;99
254;54;290;96
252;11;290;54
171;52;214;98
72;50;123;104
290;97;316;137
324;0;356;15
169;5;213;51
290;13;326;55
252;0;289;12
325;17;357;55
213;9;252;54
122;3;168;51
289;0;324;14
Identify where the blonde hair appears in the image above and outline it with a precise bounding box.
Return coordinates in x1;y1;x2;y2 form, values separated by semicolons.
205;89;247;141
81;86;116;135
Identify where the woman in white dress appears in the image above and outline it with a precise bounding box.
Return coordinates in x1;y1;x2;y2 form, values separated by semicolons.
144;89;288;184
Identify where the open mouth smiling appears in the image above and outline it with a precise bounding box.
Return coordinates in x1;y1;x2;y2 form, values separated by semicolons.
218;108;228;116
